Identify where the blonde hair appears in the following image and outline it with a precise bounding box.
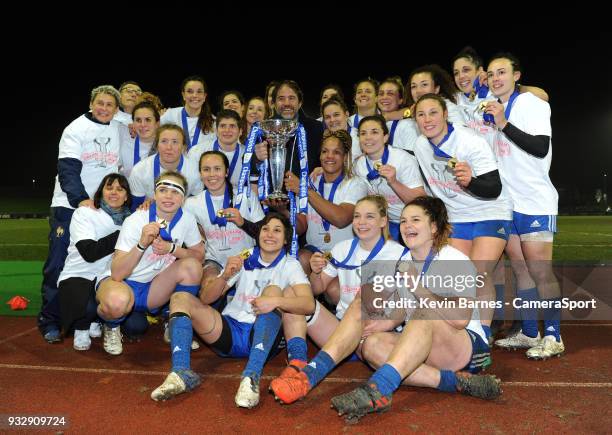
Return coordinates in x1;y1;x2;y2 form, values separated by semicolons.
355;194;390;240
90;85;120;107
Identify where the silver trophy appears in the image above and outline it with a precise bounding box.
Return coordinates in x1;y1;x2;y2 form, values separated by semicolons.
259;119;299;200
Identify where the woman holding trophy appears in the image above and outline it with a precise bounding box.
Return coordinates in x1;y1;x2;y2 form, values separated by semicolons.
284;129;367;275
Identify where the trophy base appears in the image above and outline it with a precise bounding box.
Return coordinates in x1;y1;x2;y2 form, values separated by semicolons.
268;192;289;201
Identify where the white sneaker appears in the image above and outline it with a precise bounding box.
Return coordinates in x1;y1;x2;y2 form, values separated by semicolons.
164;321;200;350
89;322;102;338
103;325;123;355
235;377;260;408
73;329;91;351
495;330;541;349
526;335;565;360
151;372;187;401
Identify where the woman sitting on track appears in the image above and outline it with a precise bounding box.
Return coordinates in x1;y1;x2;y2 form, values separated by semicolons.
58;173;131;351
96;171;204;356
270;197;501;420
150;212;314;410
324;197;501;422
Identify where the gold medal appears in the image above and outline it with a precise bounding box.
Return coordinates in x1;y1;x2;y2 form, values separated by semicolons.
447;158;458;169
323;232;331;243
402;108;412;119
374;161;382;171
477;101;488;112
217;210;233;218
158;219;168;229
323;251;333;261
239;249;251;260
469;91;476;102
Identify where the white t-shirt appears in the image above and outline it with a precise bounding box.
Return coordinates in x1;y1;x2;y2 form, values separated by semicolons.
387;119;420;154
353;147;424;223
113;110;132;127
160;107;216;148
491;92;557;215
455;90;499;148
323;238;406;319
446;99;468;125
349;128;362;161
414;124;512;222
401;245;485;342
187;141;245;187
58;207;122;284
102;208;202;283
51;115;121;209
184;190;264;266
222;250;309;324
119;129;154;177
128;154;203;199
306;176;368;251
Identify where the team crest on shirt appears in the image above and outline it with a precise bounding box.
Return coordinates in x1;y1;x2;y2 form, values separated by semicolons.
56;226;65;238
429;162;460;198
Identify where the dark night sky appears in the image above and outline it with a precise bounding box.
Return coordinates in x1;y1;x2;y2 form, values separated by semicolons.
5;29;611;207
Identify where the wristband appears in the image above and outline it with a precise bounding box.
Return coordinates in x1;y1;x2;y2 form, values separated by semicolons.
136;243;146;252
169;243;177;254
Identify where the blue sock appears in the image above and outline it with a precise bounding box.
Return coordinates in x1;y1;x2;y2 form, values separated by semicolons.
517;287;539;338
174;284;200;297
542;297;561;341
302;351;335;388
103;315;126;329
170;314;193;371
287;337;308;362
369;364;402;396
482;325;492;340
242;311;282;383
494;284;505;320
437;370;458;393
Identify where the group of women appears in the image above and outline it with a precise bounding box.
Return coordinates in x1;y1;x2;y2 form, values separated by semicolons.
44;47;561;422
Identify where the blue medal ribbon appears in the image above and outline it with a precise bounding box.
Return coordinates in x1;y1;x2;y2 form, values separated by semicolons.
133;136;141;166
504;90;520;120
318;174;344;232
243;247;286;271
427;123;455;159
330;236;385;270
148;203;183;242
153;153;184;182
421;247;436;276
365;146;389;180
181;107;201;150
352;114;359;130
205;185;231;227
465;77;490;100
213;140;241;182
388;120;399;146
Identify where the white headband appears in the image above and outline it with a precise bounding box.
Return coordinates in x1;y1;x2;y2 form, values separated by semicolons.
155;179;185;196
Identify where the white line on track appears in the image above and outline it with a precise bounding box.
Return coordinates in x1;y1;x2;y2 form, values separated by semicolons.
0;364;611;388
0;327;38;345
